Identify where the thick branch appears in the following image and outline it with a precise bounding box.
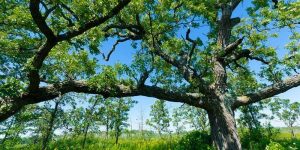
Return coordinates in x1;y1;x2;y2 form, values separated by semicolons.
0;80;203;121
57;0;131;41
233;74;300;109
29;0;59;91
30;0;56;40
0;98;23;122
27;40;57;91
226;49;269;65
27;1;130;91
231;0;242;10
44;5;58;19
136;67;152;85
222;37;243;57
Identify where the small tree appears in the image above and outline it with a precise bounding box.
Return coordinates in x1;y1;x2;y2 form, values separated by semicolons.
40;100;61;150
30;97;65;150
180;104;209;132
0;105;36;146
59;94;86;137
269;98;300;138
172;107;185;135
112;98;136;144
97;98;115;139
146;100;171;136
82;95;103;148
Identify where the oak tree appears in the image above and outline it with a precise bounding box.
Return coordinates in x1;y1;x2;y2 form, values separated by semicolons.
1;0;300;149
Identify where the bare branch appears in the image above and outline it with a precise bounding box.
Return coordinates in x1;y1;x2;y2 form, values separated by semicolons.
186;28;197;65
101;38;130;61
100;16;145;61
233;74;300;109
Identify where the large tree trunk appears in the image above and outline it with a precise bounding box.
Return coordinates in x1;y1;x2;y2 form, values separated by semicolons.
207;102;241;150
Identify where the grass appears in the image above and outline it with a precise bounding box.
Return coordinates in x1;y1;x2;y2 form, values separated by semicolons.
276;132;300;139
1;129;300;150
48;134;180;150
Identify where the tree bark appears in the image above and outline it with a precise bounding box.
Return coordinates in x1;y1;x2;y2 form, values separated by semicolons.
207;102;242;150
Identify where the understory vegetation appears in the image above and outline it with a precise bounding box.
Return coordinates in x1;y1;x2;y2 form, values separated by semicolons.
1;130;300;150
1;95;300;149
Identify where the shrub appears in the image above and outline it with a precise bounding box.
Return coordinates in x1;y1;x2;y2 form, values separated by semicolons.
175;131;213;150
240;128;270;149
240;127;279;149
265;141;285;150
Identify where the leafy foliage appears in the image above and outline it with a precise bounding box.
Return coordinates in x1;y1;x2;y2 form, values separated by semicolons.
270;98;300;138
176;131;213;150
179;104;209;131
146;100;171;135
